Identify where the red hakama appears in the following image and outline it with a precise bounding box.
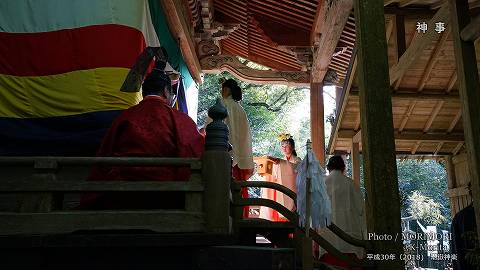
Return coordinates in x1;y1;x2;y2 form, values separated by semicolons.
233;165;254;218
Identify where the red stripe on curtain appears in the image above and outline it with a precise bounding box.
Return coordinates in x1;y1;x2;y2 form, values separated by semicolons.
0;24;146;76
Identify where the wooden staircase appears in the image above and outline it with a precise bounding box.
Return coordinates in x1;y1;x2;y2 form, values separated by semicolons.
232;181;373;270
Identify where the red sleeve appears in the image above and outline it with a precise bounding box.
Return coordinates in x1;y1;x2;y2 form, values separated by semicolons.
174;112;205;158
87;115;124;181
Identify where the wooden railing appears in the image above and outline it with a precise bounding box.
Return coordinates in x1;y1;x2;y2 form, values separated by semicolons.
0;99;232;237
231;180;374;269
0;156;230;235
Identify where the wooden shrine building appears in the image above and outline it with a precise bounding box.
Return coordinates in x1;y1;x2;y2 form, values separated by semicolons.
167;0;480;268
1;1;480;270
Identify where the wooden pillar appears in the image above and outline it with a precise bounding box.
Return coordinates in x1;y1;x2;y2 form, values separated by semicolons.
446;155;457;190
449;0;480;239
394;14;406;61
354;1;404;269
335;86;343;110
203;99;231;234
445;155;458;217
310;82;326;166
351;139;361;189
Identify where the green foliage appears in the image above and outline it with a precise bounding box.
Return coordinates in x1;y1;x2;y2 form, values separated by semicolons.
407;191;447;225
397;159;451;227
198;72;310;158
344;157;451;228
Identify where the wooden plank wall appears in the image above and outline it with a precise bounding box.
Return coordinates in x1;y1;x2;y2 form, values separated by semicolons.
447;153;473;216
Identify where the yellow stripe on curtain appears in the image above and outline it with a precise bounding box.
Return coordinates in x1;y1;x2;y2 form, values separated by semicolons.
0;68;141;118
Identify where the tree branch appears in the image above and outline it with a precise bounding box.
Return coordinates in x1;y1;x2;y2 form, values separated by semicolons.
246;102;281;112
270;89;290;106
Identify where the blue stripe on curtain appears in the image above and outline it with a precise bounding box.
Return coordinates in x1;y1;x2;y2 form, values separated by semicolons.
176;78;188;114
0;110;123;156
148;0;195;90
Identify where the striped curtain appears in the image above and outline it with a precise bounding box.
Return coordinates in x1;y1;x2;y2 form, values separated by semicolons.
0;0;160;155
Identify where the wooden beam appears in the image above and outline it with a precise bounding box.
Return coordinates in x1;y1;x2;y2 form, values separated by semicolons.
447;186;470;197
327;51;357;154
335;86;343;110
354;113;361;131
250;16;310;47
384;6;437;17
453;141;464;155
461;14;480;41
311;0;353;83
399;0;419;7
471;0;480;9
386;15;396;44
384;0;398;6
448;109;462;133
248;51;300;71
351;139;361;189
389;5;449;85
397;154;446;160
248;7;310;30
353;130;362;143
398;132;464;142
354;0;404;268
201;55;309;86
434;142;445;155
445;155;457;191
249;1;312;29
392;29;417;89
423;101;444;132
349;89;460;101
338;129;464;142
411;141;422;154
447;72;458;92
311;0;326;44
253;0;315;20
0;211;205;235
0;180;204;192
161;0;203;83
395;14;406;61
418;29;451;91
394;75;404;90
399;101;417;132
449;0;480;240
311;82;326;166
432;0;480;10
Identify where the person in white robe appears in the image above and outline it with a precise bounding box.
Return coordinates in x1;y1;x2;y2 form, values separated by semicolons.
206;78;254;217
259;134;301;221
319;155;366;268
205;79;254;177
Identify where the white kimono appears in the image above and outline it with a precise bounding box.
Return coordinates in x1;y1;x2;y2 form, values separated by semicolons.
222;96;254;170
206;96;254;170
318;170;366;258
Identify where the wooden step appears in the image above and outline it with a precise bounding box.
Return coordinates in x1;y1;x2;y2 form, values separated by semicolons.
238;218;296;229
237;218;295;247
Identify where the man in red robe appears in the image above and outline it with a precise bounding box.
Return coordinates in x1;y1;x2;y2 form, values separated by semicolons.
81;61;204;209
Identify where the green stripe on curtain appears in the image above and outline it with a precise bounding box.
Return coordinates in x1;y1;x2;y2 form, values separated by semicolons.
148;0;194;90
